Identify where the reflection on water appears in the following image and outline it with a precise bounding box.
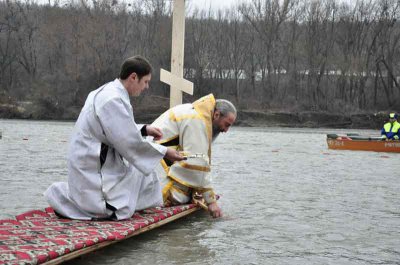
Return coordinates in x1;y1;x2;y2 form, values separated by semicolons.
0;120;399;264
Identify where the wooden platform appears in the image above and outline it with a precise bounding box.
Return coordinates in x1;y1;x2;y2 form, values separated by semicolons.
0;205;199;265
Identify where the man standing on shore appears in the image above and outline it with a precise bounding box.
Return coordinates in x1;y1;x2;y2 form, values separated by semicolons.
45;56;184;220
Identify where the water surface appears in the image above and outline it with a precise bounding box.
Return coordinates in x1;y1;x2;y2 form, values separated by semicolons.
0;120;399;264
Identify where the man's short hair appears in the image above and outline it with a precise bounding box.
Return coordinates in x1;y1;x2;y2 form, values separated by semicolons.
119;56;152;80
215;99;237;117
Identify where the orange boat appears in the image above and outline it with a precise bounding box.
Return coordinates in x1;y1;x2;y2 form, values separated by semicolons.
326;134;400;153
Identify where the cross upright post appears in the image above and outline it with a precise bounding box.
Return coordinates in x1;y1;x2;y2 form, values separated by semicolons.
160;0;194;108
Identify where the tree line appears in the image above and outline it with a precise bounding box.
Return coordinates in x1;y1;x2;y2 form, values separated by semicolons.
0;0;399;119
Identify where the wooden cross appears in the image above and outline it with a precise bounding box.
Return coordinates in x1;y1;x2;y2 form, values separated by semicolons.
160;0;194;108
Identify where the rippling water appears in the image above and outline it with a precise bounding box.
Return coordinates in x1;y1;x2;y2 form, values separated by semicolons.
0;120;399;264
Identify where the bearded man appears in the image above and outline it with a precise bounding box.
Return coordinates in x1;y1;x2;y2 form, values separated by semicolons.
152;94;236;218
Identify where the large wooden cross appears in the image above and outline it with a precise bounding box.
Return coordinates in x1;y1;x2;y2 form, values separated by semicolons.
160;0;194;108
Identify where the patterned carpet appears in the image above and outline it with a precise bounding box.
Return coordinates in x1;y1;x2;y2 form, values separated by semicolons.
0;205;196;265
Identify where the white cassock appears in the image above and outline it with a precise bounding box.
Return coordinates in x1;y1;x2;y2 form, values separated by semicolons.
44;79;166;220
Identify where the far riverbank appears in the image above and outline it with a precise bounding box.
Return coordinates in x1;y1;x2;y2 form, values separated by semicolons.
0;102;388;129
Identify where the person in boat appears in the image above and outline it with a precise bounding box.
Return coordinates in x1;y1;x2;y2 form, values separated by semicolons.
151;94;237;218
381;113;400;140
44;56;184;220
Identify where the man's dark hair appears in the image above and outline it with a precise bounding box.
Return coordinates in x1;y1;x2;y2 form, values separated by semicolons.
119;56;152;80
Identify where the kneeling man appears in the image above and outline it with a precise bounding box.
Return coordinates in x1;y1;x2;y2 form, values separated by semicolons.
152;94;236;218
44;56;183;220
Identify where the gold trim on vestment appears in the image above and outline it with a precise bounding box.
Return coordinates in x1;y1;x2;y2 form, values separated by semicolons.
161;159;169;174
168;174;199;189
170;185;190;196
157;135;179;145
162;180;173;202
164;175;216;205
170;112;202;122
178;161;210;172
192;94;215;162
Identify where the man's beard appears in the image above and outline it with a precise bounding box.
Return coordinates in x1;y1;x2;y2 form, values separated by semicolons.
212;124;221;142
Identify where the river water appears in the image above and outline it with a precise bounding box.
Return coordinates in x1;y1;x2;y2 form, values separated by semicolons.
0;119;399;265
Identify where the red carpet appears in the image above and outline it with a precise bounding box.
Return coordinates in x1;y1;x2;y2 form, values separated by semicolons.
0;204;197;264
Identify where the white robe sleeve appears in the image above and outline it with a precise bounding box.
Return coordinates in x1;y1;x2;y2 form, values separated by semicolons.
97;97;167;175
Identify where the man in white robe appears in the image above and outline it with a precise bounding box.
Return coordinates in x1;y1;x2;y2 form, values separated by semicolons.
152;94;236;218
44;56;184;220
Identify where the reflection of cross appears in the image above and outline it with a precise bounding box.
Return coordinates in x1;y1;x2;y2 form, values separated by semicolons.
160;0;193;107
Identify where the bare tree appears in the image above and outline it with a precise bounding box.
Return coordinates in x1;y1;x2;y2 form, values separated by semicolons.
225;8;248;105
1;0;400;118
374;0;400;108
186;8;214;96
14;1;40;82
240;0;293;103
0;1;18;96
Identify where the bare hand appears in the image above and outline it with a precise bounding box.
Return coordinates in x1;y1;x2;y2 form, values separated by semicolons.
208;202;222;218
146;126;163;140
164;148;185;162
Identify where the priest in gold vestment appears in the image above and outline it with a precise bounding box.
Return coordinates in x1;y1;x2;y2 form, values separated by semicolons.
152;94;236;218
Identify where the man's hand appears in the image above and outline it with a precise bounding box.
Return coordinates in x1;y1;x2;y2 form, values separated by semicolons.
208;202;222;218
146;125;163;140
165;148;185;162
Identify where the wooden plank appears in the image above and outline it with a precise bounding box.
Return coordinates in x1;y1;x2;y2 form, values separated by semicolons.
43;207;199;265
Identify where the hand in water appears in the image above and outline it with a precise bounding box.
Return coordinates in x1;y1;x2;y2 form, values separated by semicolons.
208;202;223;218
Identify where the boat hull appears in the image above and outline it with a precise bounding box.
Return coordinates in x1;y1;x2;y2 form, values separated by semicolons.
327;138;400;153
